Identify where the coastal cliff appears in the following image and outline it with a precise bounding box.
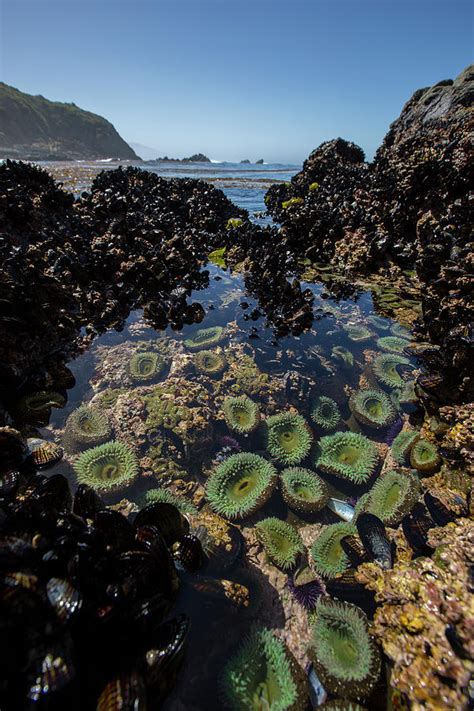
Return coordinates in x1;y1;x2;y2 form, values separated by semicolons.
0;83;139;160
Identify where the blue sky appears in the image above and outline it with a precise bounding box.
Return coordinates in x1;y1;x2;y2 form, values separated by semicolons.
0;0;472;163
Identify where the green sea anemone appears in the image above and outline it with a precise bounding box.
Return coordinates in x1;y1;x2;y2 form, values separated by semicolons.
194;349;227;377
361;469;420;525
226;218;244;229
281;467;329;514
366;315;389;332
265;413;313;466
310;396;341;432
137;487;198;515
73;441;138;495
372;354;412;389
184;326;224;351
311;522;356;579
223;396;260;435
320;701;367;711
410;438;441;474
63;405;112;452
391;430;419;465
206;453;277;520
344;325;373;342
377;336;410;354
282;197;304;209
93;388;125;409
220;627;303;711
255;517;304;570
391;323;411;338
17;391;66;421
128;351;165;383
308;599;381;700
331;346;354;369
309;182;320;191
349;389;397;430
314;432;379;485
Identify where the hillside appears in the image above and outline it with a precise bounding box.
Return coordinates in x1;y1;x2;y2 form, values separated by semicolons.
0;83;139;160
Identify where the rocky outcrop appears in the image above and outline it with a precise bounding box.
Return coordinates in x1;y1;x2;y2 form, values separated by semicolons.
0;83;139;160
265;65;474;401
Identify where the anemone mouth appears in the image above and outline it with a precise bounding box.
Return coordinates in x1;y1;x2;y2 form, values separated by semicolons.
220;628;300;711
315;432;379;485
73;441;138;494
309;599;381;699
281;467;329;513
311;522;356;578
206;453;277;520
266;413;313;465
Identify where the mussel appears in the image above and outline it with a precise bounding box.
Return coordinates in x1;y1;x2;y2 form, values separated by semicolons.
356;513;393;569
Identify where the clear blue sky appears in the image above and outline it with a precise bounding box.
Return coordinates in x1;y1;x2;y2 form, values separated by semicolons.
0;0;472;163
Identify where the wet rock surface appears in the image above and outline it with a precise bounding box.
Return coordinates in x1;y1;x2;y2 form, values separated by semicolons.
265;65;474;402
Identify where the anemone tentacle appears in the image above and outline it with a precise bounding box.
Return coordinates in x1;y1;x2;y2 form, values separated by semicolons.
410;439;441;474
265;412;313;466
63;405;112;452
73;441;138;495
314;432;379;485
223;396;260;435
377;336;410;354
255;517;304;570
184;326;224;351
391;430;419;465
194;349;227;377
360;469;420;525
311;522;357;579
372;354;413;389
349;389;397;430
137;487;198;515
128;351;165;383
311;396;341;432
281;467;329;514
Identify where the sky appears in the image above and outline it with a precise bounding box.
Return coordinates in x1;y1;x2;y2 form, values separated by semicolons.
0;0;472;163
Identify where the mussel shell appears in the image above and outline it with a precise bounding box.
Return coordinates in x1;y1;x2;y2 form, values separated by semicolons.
0;426;28;468
133;502;189;547
356;513;393;570
144;614;189;696
340;535;370;567
112;550;165;601
96;670;147;711
0;535;35;569
188;576;250;608
135;525;179;598
327;497;355;522
172;534;204;573
424;491;465;527
2;570;38;592
73;483;105;521
32;474;72;511
128;592;172;643
308;664;328;707
25;637;77;705
93;509;136;553
0;469;20;499
192;514;243;575
325;569;377;618
401;502;434;555
46;577;83;625
27;438;64;469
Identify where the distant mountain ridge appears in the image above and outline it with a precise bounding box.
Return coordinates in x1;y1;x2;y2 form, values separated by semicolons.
0;83;139;160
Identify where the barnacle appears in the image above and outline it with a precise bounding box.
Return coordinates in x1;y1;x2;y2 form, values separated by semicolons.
255;517;304;570
73;441;138;495
311;522;357;579
349;389;397;430
281;467;329;514
223;396;260;435
314;432;379;485
308;599;381;700
310;396;341;432
205;453;277;520
265;412;313;466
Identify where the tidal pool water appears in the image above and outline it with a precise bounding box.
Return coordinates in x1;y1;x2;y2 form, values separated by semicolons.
23;162;428;710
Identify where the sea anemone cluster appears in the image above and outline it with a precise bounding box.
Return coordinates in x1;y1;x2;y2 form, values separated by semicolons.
315;432;379;485
349;389;397;430
358;469;420;525
220;627;306;710
255;517;304;570
205;452;277;520
308;598;381;700
63;404;112;452
223;396;260;435
73;441;138;495
265;412;313;465
311;522;357;579
184;326;224;351
310;396;341;432
280;467;329;514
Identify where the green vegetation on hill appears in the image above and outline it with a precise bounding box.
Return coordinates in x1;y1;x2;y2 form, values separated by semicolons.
0;82;139;160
